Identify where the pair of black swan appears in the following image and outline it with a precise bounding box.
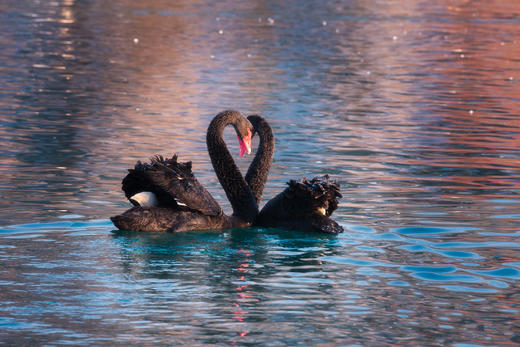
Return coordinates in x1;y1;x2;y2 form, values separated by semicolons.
111;110;343;234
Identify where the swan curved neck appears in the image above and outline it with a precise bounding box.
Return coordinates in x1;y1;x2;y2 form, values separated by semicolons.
207;111;258;222
246;115;274;204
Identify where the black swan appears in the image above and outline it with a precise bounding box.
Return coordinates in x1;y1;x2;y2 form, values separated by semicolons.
246;116;344;234
111;111;343;234
111;110;259;232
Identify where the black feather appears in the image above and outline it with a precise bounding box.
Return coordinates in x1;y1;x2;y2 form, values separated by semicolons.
145;155;222;216
256;175;344;234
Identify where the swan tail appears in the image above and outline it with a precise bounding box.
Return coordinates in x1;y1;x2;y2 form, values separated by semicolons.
129;191;158;207
144;155;223;216
256;175;343;234
286;175;342;217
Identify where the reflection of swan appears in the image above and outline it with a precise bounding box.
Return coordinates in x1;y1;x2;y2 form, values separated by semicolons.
247;116;344;234
111;110;259;232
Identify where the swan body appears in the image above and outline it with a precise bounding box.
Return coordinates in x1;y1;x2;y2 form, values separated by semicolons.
111;206;248;233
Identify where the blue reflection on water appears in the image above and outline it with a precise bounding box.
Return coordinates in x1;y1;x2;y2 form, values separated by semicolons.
2;218;517;344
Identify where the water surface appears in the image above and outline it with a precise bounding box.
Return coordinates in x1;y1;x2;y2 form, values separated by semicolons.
0;0;519;345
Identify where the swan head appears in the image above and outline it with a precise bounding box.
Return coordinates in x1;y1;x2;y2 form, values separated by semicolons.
232;115;253;157
238;127;252;157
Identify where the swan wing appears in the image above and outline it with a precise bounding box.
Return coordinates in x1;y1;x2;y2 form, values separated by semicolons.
122;161;178;207
142;155;223;216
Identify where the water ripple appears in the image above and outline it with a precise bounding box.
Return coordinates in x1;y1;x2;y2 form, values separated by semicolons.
0;0;520;345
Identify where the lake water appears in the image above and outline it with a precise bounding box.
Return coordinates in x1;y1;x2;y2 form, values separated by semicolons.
1;0;519;345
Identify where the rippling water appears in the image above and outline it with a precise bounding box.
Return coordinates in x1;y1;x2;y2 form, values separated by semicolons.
1;0;519;345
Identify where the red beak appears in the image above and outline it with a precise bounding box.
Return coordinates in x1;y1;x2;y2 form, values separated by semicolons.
238;128;252;157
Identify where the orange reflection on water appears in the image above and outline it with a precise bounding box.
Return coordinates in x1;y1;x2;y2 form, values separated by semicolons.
232;249;254;341
325;0;520;212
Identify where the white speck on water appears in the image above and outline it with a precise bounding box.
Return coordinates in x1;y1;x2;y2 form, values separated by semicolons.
392;35;398;41
58;214;83;219
247;53;252;58
460;54;465;58
335;28;340;34
267;17;274;25
322;21;327;26
216;17;220;21
133;38;139;44
136;107;140;111
218;29;223;34
508;76;514;81
210;55;215;59
469;110;474;115
365;71;371;76
500;41;505;46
